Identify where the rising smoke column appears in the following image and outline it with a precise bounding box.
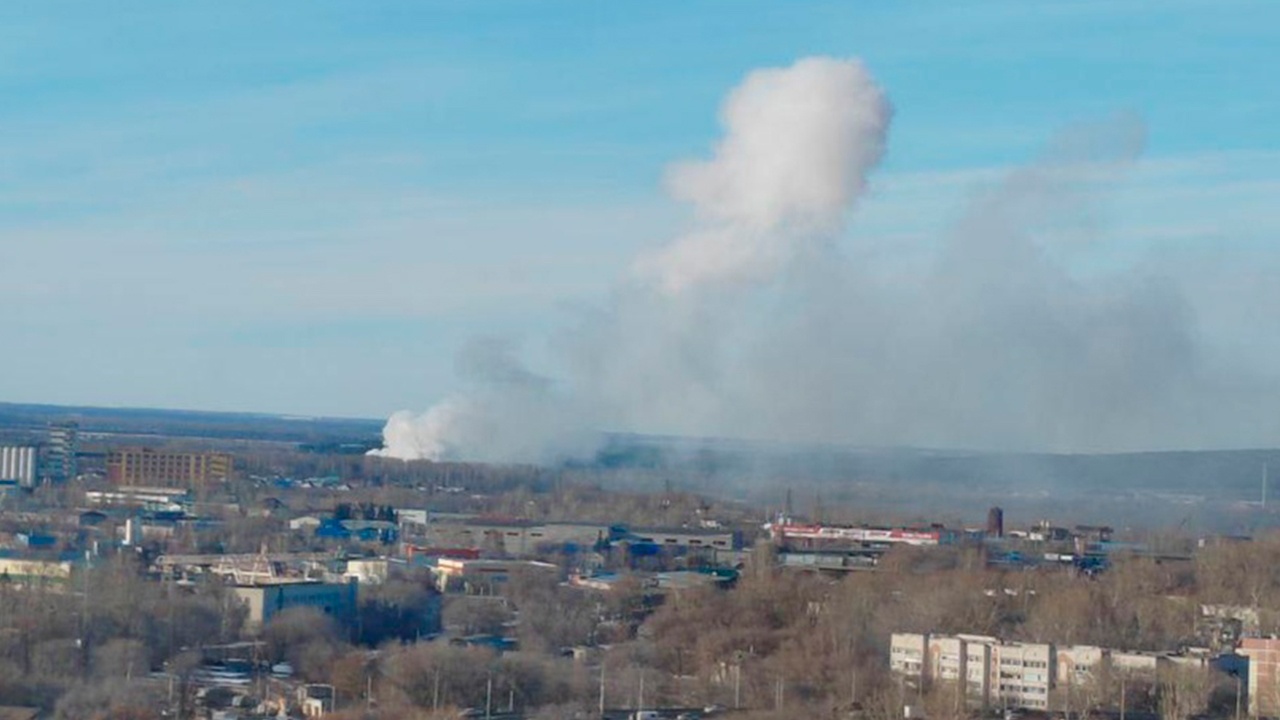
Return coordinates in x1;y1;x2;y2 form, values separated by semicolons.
373;56;892;461
638;56;891;293
373;56;1280;462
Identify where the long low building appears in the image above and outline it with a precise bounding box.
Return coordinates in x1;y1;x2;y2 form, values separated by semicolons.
406;516;740;556
0;556;75;583
769;520;956;548
432;557;558;592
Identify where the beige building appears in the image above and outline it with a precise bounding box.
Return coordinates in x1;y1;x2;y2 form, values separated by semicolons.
890;632;928;678
1057;645;1105;686
891;633;1055;710
106;447;232;488
892;633;1219;714
1241;638;1280;717
432;557;558;592
993;641;1053;709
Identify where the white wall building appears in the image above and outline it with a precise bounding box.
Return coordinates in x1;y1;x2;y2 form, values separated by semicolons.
891;633;1211;713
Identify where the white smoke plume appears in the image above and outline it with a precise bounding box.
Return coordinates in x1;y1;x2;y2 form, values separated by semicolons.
638;56;890;294
369;336;598;462
373;56;1280;462
375;56;892;461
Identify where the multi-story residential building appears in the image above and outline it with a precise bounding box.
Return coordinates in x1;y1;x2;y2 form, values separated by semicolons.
892;633;1221;714
963;636;995;705
994;640;1054;709
44;421;78;482
106;447;232;488
891;633;1059;711
890;632;928;679
894;633;1007;705
1057;645;1105;686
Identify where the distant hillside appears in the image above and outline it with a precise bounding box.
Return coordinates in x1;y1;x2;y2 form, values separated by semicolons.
0;401;384;447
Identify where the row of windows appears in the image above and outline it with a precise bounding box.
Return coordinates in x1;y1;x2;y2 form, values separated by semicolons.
998;684;1048;695
1000;658;1049;668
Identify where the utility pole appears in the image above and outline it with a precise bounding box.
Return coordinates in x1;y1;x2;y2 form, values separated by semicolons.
1264;463;1270;509
433;667;441;711
638;670;645;711
599;659;606;717
79;549;90;677
1120;676;1126;720
485;671;493;720
734;663;742;709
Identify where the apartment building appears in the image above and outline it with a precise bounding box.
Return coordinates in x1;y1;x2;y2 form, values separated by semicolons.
994;640;1054;709
890;633;1055;710
106;447;232;488
891;633;1220;713
1057;645;1105;686
890;632;928;679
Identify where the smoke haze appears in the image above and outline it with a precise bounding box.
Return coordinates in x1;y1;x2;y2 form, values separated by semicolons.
373;56;1280;462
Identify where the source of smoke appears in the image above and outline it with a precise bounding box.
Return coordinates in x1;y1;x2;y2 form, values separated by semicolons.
372;56;1280;462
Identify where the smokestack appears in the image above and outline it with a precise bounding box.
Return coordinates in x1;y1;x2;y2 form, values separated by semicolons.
986;506;1004;538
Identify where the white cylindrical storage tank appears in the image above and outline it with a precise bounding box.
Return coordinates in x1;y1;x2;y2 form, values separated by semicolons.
20;446;35;486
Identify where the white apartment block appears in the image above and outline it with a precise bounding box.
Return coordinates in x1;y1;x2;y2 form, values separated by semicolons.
891;633;1054;709
890;632;928;677
891;633;1209;713
1057;645;1105;686
890;630;1152;707
993;640;1053;709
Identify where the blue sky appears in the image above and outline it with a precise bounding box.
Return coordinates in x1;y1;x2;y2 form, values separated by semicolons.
1;1;1277;419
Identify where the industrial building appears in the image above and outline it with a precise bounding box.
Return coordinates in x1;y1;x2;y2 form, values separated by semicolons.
106;447;233;488
0;446;36;487
85;485;190;511
231;580;358;630
410;516;737;556
432;557;558;592
768;519;956;549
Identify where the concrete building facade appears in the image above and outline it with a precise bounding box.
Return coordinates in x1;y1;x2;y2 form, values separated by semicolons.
44;421;77;482
892;633;1220;714
231;580;357;630
106;448;232;488
891;633;1058;711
